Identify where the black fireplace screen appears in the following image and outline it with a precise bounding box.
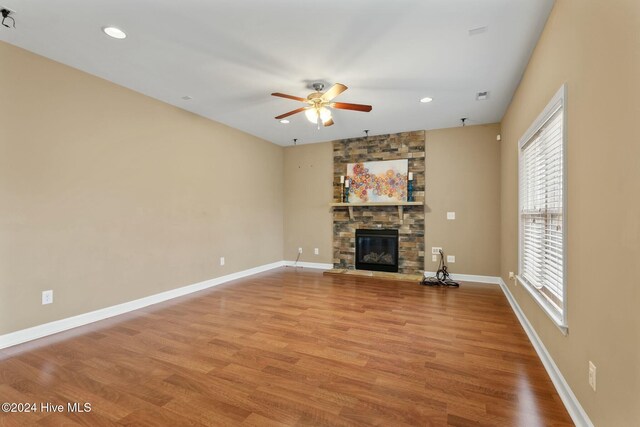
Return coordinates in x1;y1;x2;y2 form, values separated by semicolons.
355;229;399;273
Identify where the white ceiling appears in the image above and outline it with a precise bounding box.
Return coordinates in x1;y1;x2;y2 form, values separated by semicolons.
0;0;554;146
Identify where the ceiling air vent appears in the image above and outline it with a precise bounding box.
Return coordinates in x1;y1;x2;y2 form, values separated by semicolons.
469;26;488;36
476;91;489;101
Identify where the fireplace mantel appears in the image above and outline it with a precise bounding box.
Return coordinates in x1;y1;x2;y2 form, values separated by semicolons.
329;201;423;222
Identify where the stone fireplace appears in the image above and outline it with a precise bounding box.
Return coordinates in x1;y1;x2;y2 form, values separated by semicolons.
332;131;425;276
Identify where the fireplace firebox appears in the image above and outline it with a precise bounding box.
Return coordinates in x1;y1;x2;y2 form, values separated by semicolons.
355;229;399;273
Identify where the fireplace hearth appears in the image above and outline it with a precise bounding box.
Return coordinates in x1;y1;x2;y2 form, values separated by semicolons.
355;229;399;273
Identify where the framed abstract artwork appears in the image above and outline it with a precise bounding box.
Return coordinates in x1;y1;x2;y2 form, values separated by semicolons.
347;159;408;203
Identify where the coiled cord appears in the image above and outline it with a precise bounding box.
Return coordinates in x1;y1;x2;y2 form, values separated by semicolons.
421;250;460;287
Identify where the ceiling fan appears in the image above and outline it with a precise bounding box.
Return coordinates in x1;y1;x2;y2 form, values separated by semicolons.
271;83;372;127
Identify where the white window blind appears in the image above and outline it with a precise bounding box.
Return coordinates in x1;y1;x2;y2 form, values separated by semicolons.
518;85;566;328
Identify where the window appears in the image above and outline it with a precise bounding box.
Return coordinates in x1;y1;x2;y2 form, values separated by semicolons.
518;84;567;331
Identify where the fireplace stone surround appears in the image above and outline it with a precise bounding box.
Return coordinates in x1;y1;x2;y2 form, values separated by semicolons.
332;131;425;276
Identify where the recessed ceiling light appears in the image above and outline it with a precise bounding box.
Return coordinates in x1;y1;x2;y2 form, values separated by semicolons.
420;97;433;103
280;119;290;124
102;26;127;39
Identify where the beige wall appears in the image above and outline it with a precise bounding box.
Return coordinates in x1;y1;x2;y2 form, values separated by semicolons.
282;125;502;276
283;143;333;264
4;2;638;421
0;42;284;335
425;124;501;276
500;1;640;425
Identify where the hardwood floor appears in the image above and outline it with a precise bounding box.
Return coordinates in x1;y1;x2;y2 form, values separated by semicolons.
0;268;573;426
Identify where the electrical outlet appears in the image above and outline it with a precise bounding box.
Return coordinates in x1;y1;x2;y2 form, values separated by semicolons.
447;255;456;263
447;212;456;220
298;247;303;254
431;247;442;255
314;248;319;255
509;272;515;279
432;255;437;262
220;257;225;266
589;361;596;391
42;290;53;305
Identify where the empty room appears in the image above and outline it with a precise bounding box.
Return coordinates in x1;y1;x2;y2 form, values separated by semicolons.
0;0;638;426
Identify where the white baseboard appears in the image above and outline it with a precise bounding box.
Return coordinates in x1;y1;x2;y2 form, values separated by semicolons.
423;271;501;284
0;260;286;350
283;261;333;270
498;278;594;427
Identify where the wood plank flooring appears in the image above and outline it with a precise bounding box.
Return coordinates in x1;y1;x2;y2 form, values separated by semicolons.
0;268;573;426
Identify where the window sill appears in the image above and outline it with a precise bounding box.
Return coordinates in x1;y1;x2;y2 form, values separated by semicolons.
516;275;568;335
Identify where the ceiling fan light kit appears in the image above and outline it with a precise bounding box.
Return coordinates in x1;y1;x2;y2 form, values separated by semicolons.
305;107;332;125
272;82;372;128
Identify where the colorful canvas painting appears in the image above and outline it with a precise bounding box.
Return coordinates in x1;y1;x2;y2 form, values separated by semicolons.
347;159;408;203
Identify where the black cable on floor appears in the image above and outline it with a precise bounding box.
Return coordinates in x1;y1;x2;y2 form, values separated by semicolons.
421;250;460;287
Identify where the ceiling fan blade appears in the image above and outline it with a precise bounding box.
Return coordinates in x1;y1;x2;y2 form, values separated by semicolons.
321;83;348;102
275;107;308;120
323;118;335;127
271;92;307;102
331;102;372;112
